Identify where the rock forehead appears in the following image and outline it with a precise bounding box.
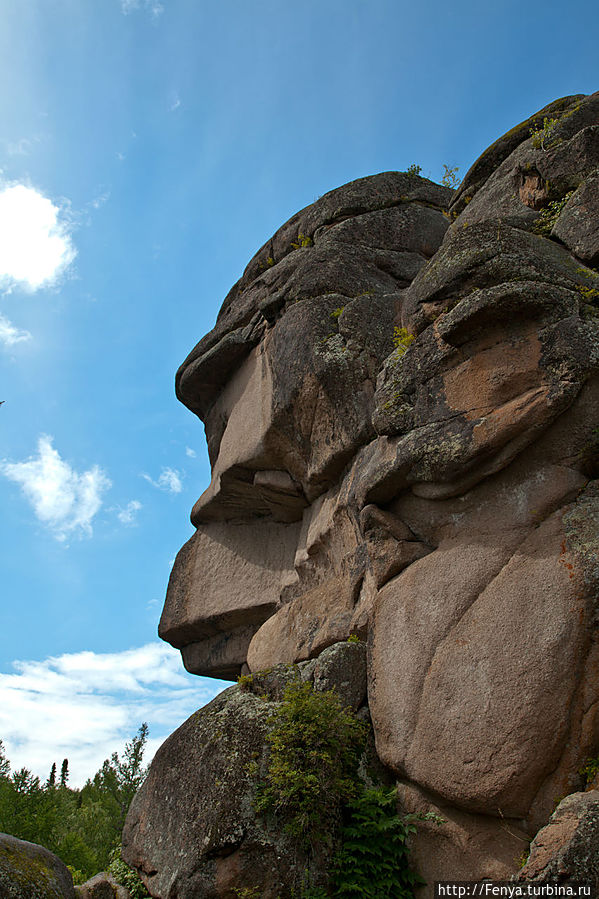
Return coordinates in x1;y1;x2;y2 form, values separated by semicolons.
155;92;599;893
176;170;453;426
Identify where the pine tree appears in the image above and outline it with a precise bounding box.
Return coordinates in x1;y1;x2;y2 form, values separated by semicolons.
60;758;69;788
47;762;57;788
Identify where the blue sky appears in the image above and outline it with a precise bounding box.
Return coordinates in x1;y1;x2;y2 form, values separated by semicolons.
0;0;597;785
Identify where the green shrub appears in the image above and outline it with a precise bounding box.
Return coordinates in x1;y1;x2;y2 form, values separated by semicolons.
576;284;599;302
255;679;435;897
405;164;422;177
291;233;314;249
530;116;560;150
531;192;573;235
441;165;460;189
392;327;415;356
107;846;150;898
579;755;599;785
66;865;85;886
256;679;367;848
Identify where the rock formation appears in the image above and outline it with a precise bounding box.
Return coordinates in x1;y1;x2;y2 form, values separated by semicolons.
124;92;599;896
75;873;131;898
516;791;599;888
0;832;77;898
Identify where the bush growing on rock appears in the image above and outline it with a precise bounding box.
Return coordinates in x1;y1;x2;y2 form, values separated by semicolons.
255;679;367;848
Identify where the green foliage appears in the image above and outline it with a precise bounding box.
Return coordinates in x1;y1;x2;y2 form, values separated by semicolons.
517;850;530;870
237;673;254;691
346;634;360;644
291;233;314;249
331;787;436;898
258;255;276;272
392;327;415;356
331;307;345;319
0;724;149;884
441;165;460;189
83;721;149;840
60;759;69;788
530;116;560;150
108;846;150;898
405;164;421;177
576;284;599;302
253;681;437;897
531;191;573;235
67;865;85;885
579;755;599;785
0;741;10;778
255;679;367;848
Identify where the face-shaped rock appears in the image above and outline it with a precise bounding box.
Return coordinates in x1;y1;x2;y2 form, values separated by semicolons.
160;92;599;835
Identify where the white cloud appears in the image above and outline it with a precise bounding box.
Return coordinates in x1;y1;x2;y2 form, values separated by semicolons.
0;183;76;292
121;0;164;17
1;435;111;541
0;313;31;347
185;446;196;458
169;92;181;112
0;643;228;786
142;466;182;494
116;499;142;525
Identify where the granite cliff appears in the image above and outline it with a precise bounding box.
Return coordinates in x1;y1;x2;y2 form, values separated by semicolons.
123;92;599;897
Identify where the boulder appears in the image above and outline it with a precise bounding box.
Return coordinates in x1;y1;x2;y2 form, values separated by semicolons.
75;873;130;898
0;833;76;899
517;791;599;887
123;684;301;898
397;783;530;889
123;643;368;898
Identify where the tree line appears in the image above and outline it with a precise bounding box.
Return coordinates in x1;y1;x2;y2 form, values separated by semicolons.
0;723;149;893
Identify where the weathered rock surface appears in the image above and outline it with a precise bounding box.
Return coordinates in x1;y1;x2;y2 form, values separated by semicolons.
122;644;368;899
398;782;530;886
0;833;76;899
137;92;599;896
517;791;599;887
75;873;130;898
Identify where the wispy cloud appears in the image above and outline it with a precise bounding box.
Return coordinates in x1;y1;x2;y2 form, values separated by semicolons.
0;643;227;786
1;435;111;541
120;0;164;18
0;313;31;347
185;446;196;458
169;92;181;112
142;466;182;494
90;190;110;210
115;499;142;525
2;137;41;157
0;183;76;293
